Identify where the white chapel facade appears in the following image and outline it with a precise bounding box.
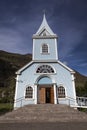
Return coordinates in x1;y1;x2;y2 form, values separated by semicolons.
14;14;77;109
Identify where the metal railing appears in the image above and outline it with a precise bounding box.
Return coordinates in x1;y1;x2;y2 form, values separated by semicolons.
14;96;87;109
14;96;25;108
57;96;87;108
76;96;87;107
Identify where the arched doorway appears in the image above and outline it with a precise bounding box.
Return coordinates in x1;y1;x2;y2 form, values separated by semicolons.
37;76;54;104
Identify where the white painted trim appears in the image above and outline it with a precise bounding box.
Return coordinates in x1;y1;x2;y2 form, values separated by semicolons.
16;61;34;74
71;74;77;105
34;85;37;104
16;60;75;75
54;84;57;104
33;60;74;73
14;75;19;109
24;85;34;100
33;60;58;62
35;73;56;75
55;38;58;60
32;35;58;39
57;84;67;98
32;39;35;60
36;27;52;36
58;60;75;73
35;74;55;84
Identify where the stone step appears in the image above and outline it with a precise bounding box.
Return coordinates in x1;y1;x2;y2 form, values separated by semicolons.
0;104;87;122
14;104;77;112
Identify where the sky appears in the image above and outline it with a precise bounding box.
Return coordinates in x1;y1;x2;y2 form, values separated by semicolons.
0;0;87;76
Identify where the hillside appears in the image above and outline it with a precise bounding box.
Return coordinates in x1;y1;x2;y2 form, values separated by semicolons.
0;50;32;84
0;50;87;103
75;71;87;96
75;71;87;87
0;50;32;103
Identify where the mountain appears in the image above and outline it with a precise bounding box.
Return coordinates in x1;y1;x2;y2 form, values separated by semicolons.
0;50;32;84
0;50;32;103
75;71;87;87
0;50;87;103
75;71;87;96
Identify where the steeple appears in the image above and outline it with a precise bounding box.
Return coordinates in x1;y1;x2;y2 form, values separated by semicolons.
32;14;58;61
34;14;57;36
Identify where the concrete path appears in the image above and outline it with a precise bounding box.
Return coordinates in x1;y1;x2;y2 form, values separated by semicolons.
0;104;87;122
0;122;87;130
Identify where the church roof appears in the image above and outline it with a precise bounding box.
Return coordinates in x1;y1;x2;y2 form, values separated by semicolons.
35;14;56;36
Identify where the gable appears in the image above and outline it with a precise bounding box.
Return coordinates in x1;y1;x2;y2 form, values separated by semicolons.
16;60;75;75
35;14;56;36
39;28;51;36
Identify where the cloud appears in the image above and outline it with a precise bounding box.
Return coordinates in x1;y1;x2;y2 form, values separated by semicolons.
0;0;87;76
77;63;87;67
58;26;83;60
0;29;22;52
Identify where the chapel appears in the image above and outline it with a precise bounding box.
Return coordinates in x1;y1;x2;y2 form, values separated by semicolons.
14;14;77;109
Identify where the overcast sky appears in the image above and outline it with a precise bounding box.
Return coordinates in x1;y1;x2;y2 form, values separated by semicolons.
0;0;87;76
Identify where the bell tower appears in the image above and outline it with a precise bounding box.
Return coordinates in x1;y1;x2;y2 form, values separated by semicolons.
32;14;58;61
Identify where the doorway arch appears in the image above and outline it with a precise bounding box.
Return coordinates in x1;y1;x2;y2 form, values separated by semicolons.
37;76;54;104
38;76;52;84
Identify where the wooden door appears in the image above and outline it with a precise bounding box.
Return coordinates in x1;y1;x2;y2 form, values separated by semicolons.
38;86;54;104
39;87;46;104
46;88;51;103
50;87;54;104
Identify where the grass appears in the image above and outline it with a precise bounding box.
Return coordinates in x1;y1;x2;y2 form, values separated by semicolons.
78;108;87;114
0;103;13;115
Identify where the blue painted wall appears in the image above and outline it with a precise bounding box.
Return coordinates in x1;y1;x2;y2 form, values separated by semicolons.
14;62;76;108
33;39;58;61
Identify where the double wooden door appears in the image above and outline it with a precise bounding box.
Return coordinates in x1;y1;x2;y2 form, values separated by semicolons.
38;86;54;104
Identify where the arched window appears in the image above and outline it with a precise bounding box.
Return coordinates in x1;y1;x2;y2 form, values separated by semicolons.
42;44;48;53
25;86;33;98
58;86;65;98
36;65;54;73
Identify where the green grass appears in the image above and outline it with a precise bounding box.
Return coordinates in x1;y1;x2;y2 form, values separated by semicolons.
78;108;87;114
0;103;13;115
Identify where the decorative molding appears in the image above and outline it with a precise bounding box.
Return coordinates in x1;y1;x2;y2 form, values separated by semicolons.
32;35;58;39
16;60;75;75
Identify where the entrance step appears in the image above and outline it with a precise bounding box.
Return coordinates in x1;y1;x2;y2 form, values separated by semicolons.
0;104;87;122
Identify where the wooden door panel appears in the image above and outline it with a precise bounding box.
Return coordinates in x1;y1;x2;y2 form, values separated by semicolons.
50;87;54;104
39;87;46;104
38;86;54;104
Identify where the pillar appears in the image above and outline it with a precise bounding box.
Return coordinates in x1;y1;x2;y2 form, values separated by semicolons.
54;84;57;104
34;84;37;104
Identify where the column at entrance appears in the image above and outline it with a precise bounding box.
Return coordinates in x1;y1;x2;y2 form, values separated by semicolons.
34;84;37;104
54;84;57;104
